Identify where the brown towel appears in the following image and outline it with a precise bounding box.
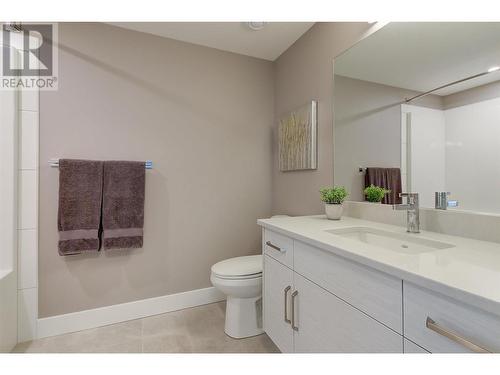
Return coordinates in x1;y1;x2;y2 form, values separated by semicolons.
364;167;402;205
58;159;104;255
102;161;145;250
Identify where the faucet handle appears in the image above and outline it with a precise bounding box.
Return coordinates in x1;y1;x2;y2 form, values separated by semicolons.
399;192;418;197
399;192;419;204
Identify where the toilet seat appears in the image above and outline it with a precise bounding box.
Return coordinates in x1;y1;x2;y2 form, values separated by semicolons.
211;255;262;280
211;272;262;281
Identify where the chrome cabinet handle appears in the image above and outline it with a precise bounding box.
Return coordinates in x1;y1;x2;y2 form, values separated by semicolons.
266;241;283;252
426;317;491;353
291;290;299;331
284;286;291;324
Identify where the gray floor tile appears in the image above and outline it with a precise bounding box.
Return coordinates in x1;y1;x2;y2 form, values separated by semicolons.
12;302;279;353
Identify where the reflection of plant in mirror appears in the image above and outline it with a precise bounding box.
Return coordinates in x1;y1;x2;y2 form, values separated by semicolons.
364;184;390;203
320;186;348;205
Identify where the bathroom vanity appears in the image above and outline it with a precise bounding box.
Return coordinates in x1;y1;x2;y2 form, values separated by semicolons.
258;215;500;353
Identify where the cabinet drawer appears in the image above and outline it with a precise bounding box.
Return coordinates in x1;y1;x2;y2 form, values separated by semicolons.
404;282;500;353
263;229;293;268
293;240;402;333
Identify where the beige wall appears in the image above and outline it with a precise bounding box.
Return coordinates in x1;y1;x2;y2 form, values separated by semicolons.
443;79;500;109
271;22;376;216
39;23;274;317
334;75;443;201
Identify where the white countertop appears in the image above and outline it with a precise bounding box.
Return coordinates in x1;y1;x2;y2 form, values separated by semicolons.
258;215;500;318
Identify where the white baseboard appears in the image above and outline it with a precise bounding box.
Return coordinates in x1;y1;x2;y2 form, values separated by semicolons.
37;287;225;339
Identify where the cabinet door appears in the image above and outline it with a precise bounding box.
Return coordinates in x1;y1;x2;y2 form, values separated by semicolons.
293;273;403;353
263;255;294;353
404;339;430;353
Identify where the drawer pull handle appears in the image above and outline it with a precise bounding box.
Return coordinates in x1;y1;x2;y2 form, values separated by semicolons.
426;317;491;353
291;290;299;331
284;286;291;324
266;241;283;252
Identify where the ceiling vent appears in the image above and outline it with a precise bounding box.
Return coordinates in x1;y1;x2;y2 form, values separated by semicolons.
246;22;267;31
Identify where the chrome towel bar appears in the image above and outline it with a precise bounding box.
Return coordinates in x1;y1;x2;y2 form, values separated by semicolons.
48;159;153;169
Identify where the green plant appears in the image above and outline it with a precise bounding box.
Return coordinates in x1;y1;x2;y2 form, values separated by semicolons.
364;184;390;203
320;186;348;205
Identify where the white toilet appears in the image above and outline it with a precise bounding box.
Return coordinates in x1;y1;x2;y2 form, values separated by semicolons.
210;254;263;339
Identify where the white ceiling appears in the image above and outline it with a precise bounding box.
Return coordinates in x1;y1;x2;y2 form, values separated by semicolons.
335;22;500;96
108;22;314;61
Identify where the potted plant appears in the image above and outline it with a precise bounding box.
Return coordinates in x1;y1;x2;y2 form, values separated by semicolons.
320;186;348;220
364;184;390;203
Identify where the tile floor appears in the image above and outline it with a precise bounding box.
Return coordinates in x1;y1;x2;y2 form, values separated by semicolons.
12;302;279;353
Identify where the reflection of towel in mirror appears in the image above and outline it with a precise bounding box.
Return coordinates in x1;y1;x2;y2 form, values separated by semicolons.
364;168;402;205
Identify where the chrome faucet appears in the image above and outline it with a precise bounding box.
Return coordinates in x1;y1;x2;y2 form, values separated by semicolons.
393;193;420;233
435;192;449;210
435;191;459;210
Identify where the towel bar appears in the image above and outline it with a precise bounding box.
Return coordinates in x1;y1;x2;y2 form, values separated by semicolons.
49;159;153;169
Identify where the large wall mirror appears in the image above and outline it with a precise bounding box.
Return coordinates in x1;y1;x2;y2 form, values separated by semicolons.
333;22;500;214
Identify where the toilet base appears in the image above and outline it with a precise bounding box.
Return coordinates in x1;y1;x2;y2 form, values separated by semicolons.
224;295;264;339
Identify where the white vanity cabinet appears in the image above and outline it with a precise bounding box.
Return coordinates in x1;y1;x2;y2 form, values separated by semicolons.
262;229;403;353
260;220;500;353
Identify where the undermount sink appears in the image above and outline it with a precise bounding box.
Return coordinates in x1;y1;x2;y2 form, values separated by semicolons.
325;226;455;254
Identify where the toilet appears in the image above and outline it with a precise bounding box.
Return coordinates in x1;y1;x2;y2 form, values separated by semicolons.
210;254;263;339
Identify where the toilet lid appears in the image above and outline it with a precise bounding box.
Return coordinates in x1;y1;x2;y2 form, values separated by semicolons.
211;255;262;278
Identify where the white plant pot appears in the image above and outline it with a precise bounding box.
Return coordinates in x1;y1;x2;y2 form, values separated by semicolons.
325;203;343;220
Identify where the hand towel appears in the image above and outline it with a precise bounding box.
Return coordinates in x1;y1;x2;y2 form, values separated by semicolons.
364;167;402;205
58;159;104;255
102;161;145;250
